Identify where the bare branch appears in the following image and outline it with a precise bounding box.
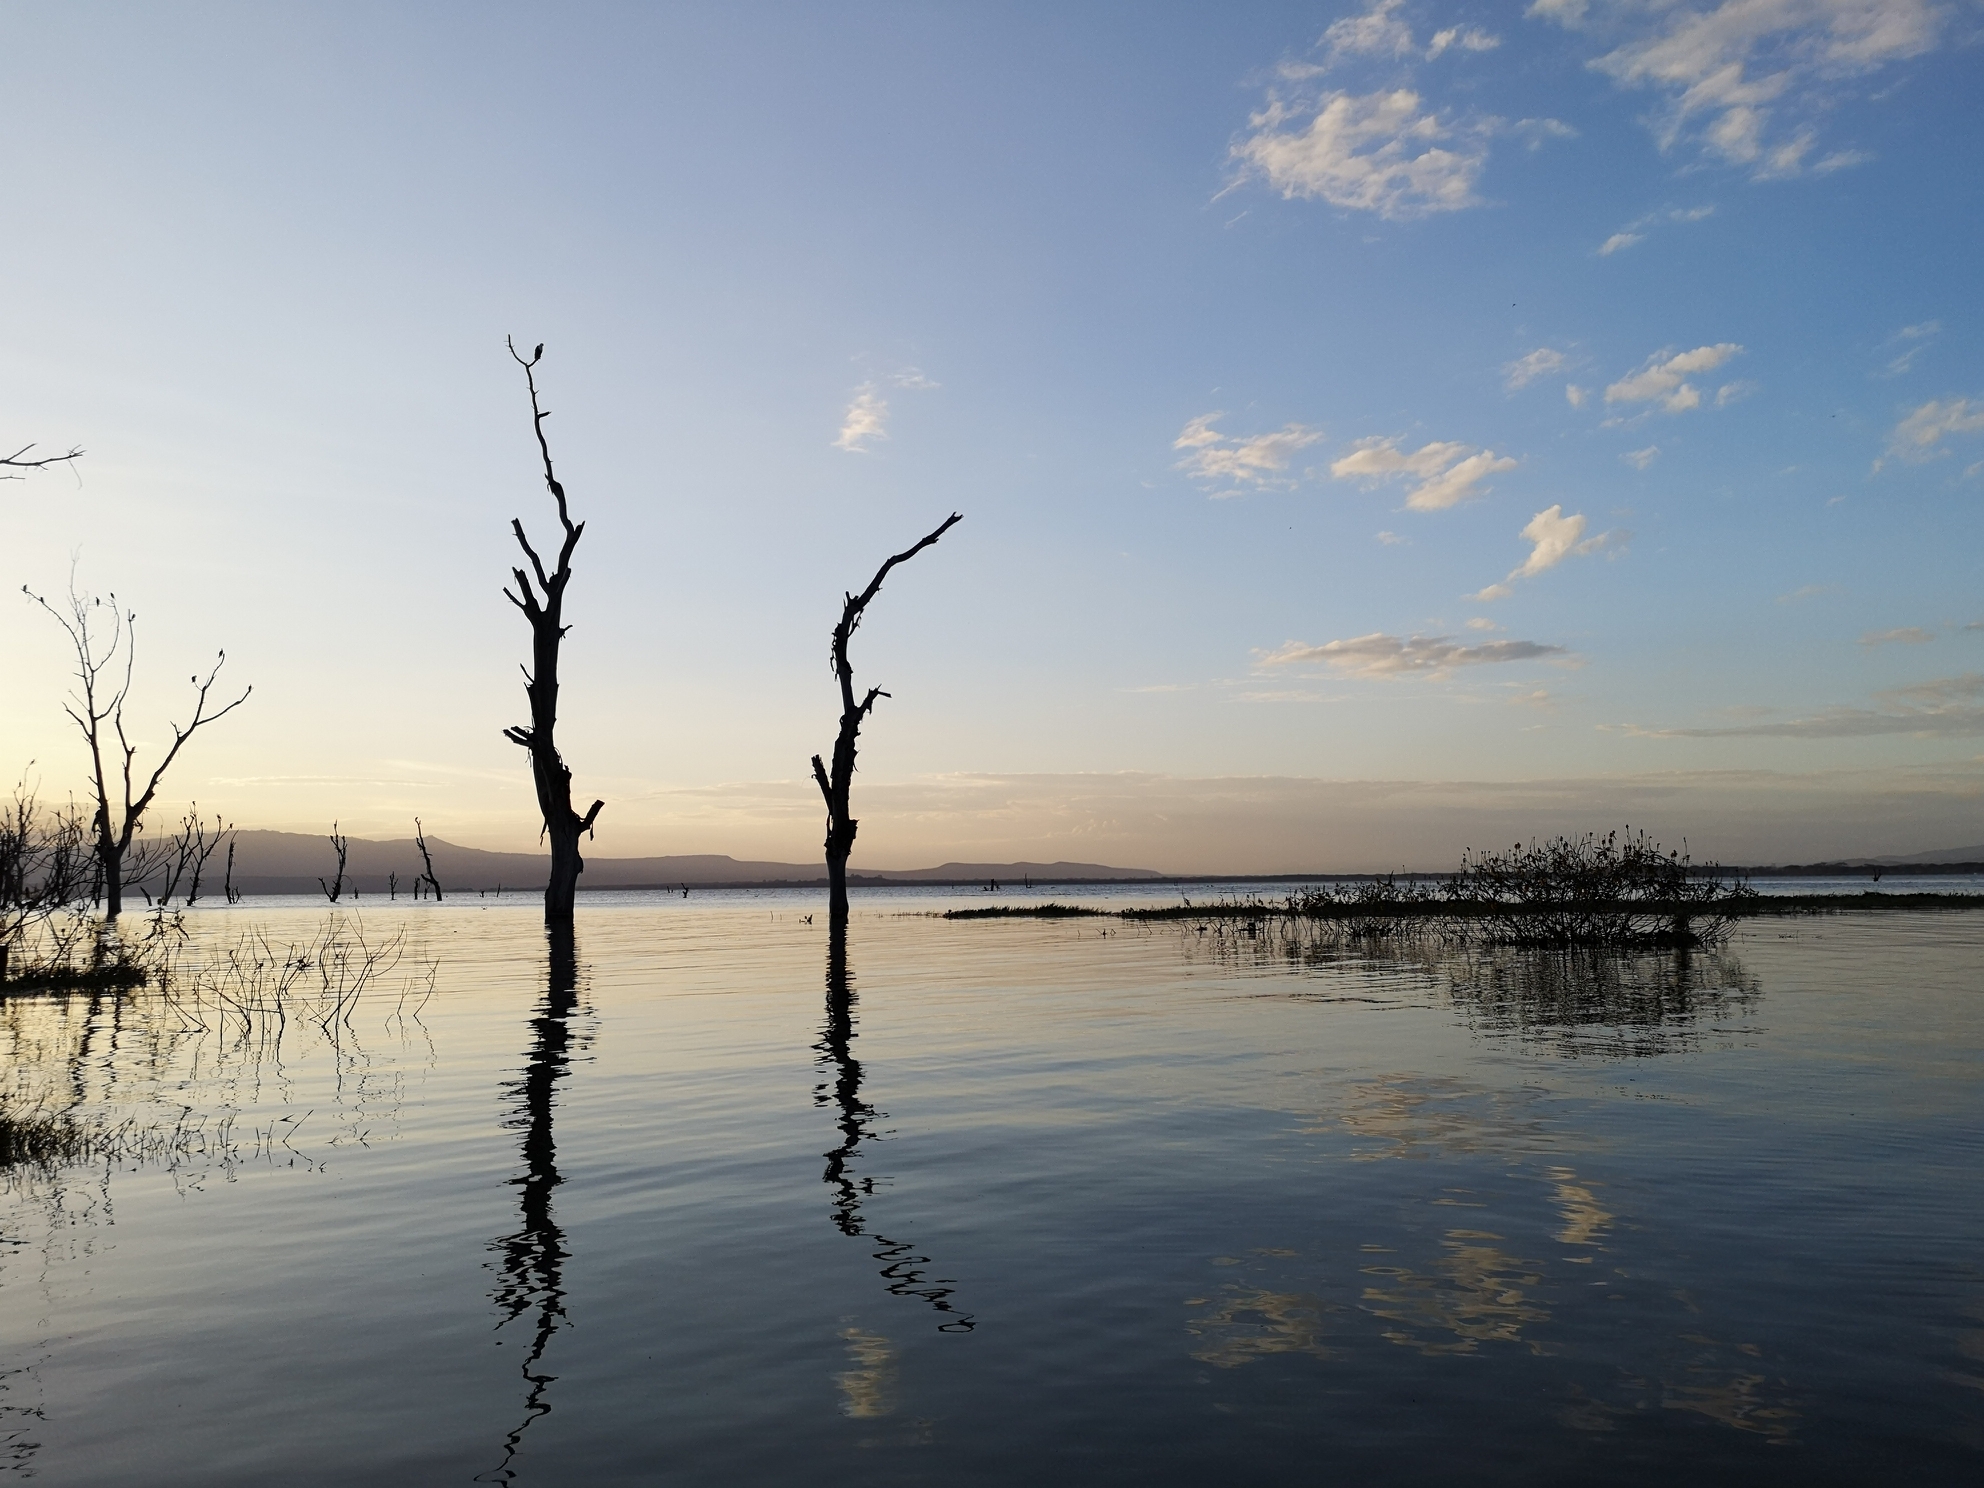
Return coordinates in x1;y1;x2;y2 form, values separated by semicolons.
1;443;84;480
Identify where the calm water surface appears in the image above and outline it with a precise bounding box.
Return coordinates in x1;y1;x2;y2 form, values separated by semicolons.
2;893;1980;1485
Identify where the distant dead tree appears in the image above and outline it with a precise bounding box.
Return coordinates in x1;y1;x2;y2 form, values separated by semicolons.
810;513;962;927
25;581;250;921
153;806;228;907
500;340;603;930
223;838;243;903
414;818;444;901
2;442;83;479
319;823;349;903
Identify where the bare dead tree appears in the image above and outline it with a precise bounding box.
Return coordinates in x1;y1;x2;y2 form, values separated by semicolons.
414;818;444;902
810;513;962;926
223;838;242;904
388;871;399;901
153;806;227;907
2;442;83;480
501;340;603;930
319;823;349;903
25;581;250;920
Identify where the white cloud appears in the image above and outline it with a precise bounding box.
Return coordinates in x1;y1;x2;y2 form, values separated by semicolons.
1376;529;1408;545
1258;631;1570;678
1623;445;1660;469
1466;617;1503;631
1427;25;1501;58
833;385;888;452
1232;88;1490;219
1540;0;1948;178
1605;343;1744;413
1503;347;1568;390
1565;384;1588;408
889;367;940;389
1330;436;1518;510
1472;504;1615;599
1888;397;1984;462
1715;380;1756;407
1323;0;1417;60
1861;626;1935;647
1813;148;1873;174
1174;412;1324;494
1881;320;1941;377
1599;203;1714;255
1510;116;1579;149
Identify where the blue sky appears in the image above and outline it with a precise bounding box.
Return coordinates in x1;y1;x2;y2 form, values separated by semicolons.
4;1;1981;870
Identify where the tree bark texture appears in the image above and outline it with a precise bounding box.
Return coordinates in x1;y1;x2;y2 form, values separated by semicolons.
502;340;604;930
809;513;961;926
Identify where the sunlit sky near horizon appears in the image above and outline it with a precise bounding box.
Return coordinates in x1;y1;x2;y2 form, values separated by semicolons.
5;1;1982;872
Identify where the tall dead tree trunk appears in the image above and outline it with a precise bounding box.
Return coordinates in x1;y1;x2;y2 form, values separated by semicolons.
501;339;603;930
26;582;249;921
810;513;961;927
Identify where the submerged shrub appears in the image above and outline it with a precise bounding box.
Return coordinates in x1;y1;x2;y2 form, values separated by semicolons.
1446;830;1754;948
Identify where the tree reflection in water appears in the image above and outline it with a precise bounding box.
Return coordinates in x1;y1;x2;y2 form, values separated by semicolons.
479;927;581;1483
815;927;974;1333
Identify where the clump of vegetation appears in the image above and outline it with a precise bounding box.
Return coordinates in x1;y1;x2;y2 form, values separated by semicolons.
1122;832;1755;948
1445;830;1754;947
0;781;153;991
0;1102;90;1170
941;903;1106;920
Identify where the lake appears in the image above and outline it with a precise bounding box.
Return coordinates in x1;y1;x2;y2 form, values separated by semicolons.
2;892;1980;1485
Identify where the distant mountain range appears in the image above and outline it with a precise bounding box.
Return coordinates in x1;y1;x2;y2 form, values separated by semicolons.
197;830;1163;896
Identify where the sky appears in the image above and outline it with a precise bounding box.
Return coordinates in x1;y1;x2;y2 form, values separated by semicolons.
4;0;1982;872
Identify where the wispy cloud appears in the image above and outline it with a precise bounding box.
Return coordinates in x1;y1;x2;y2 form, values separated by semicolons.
1776;583;1842;604
1376;529;1408;545
1604;343;1743;413
1535;0;1947;179
1598;203;1715;254
1635;674;1984;739
1472;505;1615;600
1258;631;1569;678
1320;0;1500;64
1886;397;1984;463
1174;412;1324;495
1622;445;1659;470
1330;436;1517;510
834;385;888;452
1861;626;1935;648
1503;347;1568;391
1565;384;1588;408
889;367;940;390
1880;321;1940;378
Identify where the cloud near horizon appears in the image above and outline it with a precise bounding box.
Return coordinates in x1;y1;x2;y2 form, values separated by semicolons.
1330;436;1518;510
1258;631;1569;678
1633;673;1984;740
